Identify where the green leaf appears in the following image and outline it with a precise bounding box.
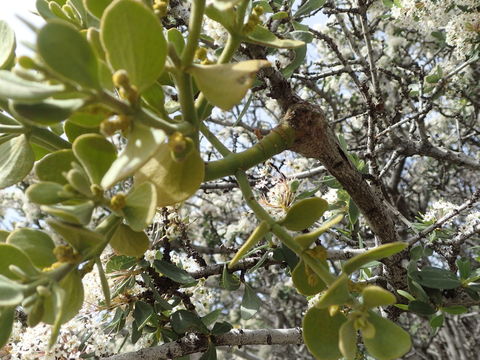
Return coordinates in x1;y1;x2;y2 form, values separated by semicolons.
171;310;209;334
245;25;304;49
0;275;24;306
35;149;75;185
396;289;415;301
303;307;346;360
134;300;154;329
0;134;34;189
342;242;407;275
64;119;100;142
409;267;461;290
26;181;73;205
0;243;39;280
101;123;166;189
0;71;65;102
84;0;112;18
6;228;56;268
408;300;436;316
0;20;16;69
200;344;217;360
221;265;241;291
294;0;325;18
123;182;157;231
205;4;236;33
42;200;95;225
0;307;15;349
339;320;357;360
229;221;269;267
0;230;9;242
58;269;84;322
430;314;444;328
456;258;471;280
292;260;326;296
282;45;306;78
189;60;270;110
37;20;100;88
315;274;351;309
106;255;136;273
101;0;167;92
363;311;411;360
211;321;233;335
10;98;85;126
240;283;262;320
65;167;93;196
153;259;196;284
362;286;396;308
442;305;468;315
47;219;103;255
135;143;204;207
295;215;343;249
167;28;185;56
279;197;328;231
201;309;222;327
110;223;149;257
73;134;117;185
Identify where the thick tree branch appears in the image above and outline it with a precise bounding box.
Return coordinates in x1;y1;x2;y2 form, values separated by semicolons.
103;328;303;360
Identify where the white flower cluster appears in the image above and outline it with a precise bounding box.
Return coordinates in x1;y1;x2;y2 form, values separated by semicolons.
203;16;229;46
460;211;480;233
391;0;480;58
422;199;458;223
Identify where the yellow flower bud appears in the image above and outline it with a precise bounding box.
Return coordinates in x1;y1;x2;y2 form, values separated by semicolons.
110;193;127;211
112;69;130;88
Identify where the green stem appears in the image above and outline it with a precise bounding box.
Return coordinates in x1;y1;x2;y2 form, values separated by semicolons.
96;257;111;307
235;0;250;29
204;124;295;181
235;172;336;285
181;0;206;67
138;107;194;135
30;127;71;149
200;123;231;156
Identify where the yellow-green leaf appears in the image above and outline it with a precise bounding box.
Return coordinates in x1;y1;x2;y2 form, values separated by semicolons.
279;197;328;231
0;243;39;280
110;223;149;257
37;20;100;88
188;60;270;110
42;200;95;225
26;182;72;205
47;219;103;256
0;275;24;306
315;274;350;309
362;311;411;360
0;134;34;189
291;260;326;296
342;242;407;275
295;214;343;249
124;182;157;231
362;286;396;309
303;307;346;360
0;71;65;102
101;123;166;189
73;134;116;185
0;307;15;349
135;143;204;207
245;25;304;49
84;0;112;18
339;320;357;360
35;149;75;185
10;98;85;126
229;221;270;268
101;0;167;92
6;228;56;269
0;20;16;69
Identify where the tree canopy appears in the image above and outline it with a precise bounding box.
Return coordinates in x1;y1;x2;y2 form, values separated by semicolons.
0;0;479;359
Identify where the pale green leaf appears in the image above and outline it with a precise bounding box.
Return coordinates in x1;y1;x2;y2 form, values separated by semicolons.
241;283;262;320
35;149;75;185
124;182;157;231
0;134;34;189
0;20;16;69
0;243;39;280
6;228;56;268
245;25;304;49
26;181;72;205
0;71;64;102
10;98;85;126
110;223;149;257
279;197;328;231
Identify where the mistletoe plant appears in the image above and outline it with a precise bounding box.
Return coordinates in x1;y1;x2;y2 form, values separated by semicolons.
0;0;413;359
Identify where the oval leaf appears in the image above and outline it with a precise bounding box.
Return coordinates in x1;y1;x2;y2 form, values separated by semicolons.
339;320;357;360
47;219;104;256
0;275;24;306
362;286;396;309
110;223;149;257
303;307;346;360
241;283;262;320
363;311;411;360
35;149;76;185
229;221;269;268
315;274;351;309
73;134;117;185
0;134;34;189
189;60;270;110
342;242;407;275
124;182;157;231
10;98;85;126
292;260;326;296
135;143;204;207
153;259;196;284
279;197;328;231
37;20;100;88
409;267;461;290
0;71;64;102
26;181;72;205
0;20;16;69
42;200;95;225
84;0;112;18
101;123;166;189
6;228;56;269
101;0;167;91
0;243;39;280
245;25;304;49
0;307;15;349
